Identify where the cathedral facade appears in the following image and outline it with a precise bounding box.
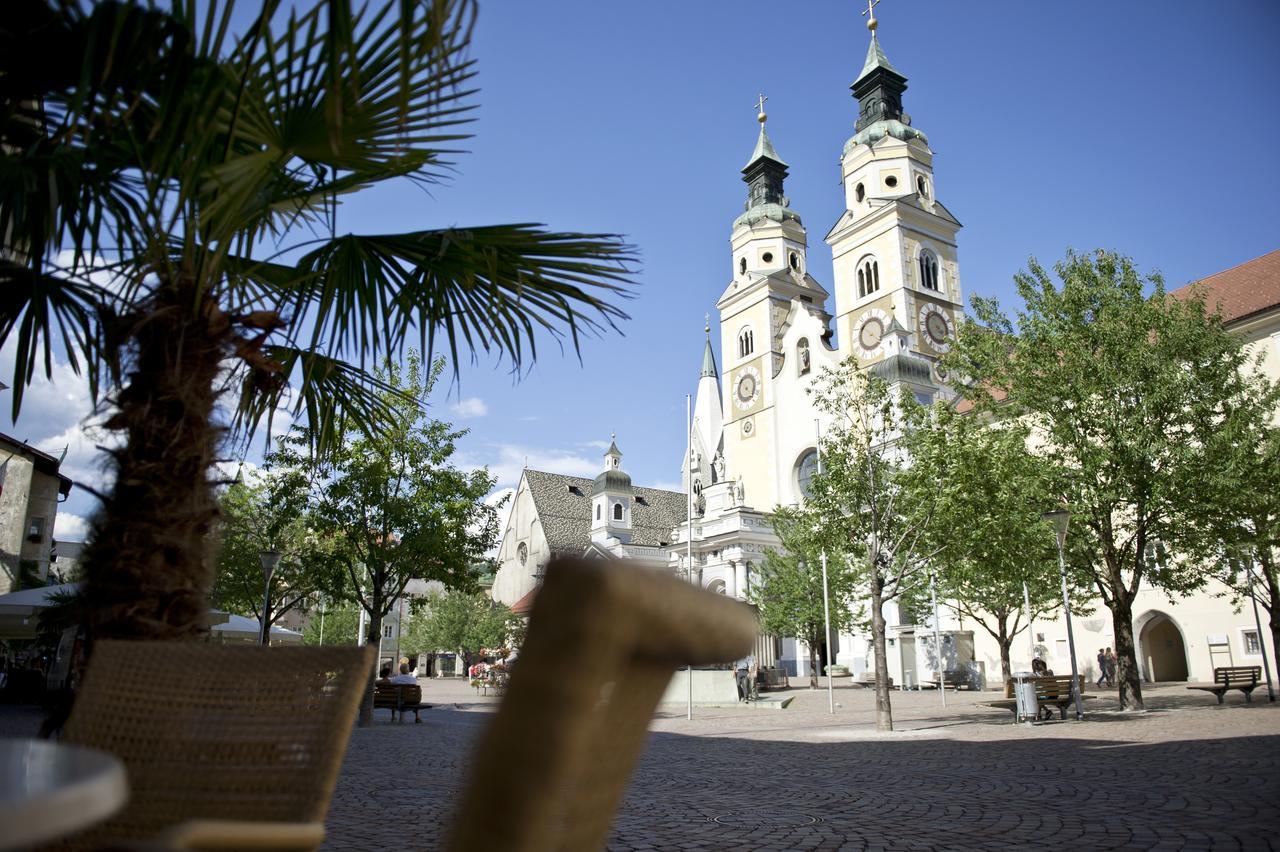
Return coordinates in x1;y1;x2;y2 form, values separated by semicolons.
672;28;966;677
492;23;1280;688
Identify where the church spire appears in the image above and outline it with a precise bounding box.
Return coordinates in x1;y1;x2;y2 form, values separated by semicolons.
742;93;788;209
848;3;927;146
701;315;717;379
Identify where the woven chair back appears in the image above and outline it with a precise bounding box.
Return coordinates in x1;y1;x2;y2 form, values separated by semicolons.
447;558;756;852
58;641;374;848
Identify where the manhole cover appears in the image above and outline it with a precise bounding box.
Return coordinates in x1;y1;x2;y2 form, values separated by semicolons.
711;811;822;828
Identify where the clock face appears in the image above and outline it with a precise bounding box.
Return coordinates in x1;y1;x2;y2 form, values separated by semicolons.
859;318;884;351
734;366;761;411
917;303;953;353
926;313;948;343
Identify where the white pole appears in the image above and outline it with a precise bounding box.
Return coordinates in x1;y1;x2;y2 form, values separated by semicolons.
931;571;946;707
686;393;694;721
1022;582;1036;665
318;598;326;646
816;419;834;714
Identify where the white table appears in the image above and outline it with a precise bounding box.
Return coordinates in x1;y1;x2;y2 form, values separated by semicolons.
0;739;128;850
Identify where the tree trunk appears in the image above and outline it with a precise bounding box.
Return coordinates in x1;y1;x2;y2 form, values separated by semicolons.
997;624;1012;685
1109;593;1144;710
1258;550;1279;672
82;278;230;642
807;637;819;689
869;575;893;732
358;586;384;727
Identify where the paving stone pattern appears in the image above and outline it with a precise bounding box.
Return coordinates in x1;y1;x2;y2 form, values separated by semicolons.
325;681;1280;851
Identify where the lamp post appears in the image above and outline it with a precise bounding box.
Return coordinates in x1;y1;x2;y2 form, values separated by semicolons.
1041;509;1083;720
686;393;694;721
258;550;282;645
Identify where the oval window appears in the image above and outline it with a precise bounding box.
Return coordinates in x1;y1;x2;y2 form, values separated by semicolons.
739;257;747;275
855;183;866;203
762;252;774;264
789;252;799;271
885;175;898;188
796;449;819;498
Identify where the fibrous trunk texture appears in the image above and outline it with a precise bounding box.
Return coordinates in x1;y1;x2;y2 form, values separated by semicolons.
82;277;229;642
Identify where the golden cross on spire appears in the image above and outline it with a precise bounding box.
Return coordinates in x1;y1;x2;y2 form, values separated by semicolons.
754;92;768;124
862;0;881;32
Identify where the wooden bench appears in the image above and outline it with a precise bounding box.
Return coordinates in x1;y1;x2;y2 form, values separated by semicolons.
757;667;790;691
985;675;1093;721
373;683;432;723
1186;666;1262;705
925;670;973;691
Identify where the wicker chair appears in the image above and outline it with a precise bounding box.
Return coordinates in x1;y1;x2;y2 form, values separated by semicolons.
55;641;374;851
447;558;757;852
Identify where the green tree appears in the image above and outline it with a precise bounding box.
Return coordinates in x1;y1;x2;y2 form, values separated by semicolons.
803;357;944;731
303;355;500;722
0;0;633;643
302;601;360;647
946;249;1278;710
750;511;860;689
211;446;317;643
1205;386;1280;662
402;590;517;670
910;408;1075;682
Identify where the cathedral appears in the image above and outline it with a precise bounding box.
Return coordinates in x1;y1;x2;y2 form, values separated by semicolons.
492;17;1280;687
495;18;971;679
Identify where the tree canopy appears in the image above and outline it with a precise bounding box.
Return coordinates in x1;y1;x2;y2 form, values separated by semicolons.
946;249;1279;709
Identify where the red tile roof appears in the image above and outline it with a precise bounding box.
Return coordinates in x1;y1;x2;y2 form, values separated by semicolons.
511;587;538;616
1170;248;1280;326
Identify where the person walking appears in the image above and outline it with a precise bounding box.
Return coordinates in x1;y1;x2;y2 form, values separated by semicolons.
1105;648;1117;687
1095;648;1108;688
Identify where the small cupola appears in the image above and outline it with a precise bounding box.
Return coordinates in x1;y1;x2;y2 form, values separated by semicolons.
591;434;634;543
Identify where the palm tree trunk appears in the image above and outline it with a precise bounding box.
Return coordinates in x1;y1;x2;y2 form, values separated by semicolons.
82;277;230;642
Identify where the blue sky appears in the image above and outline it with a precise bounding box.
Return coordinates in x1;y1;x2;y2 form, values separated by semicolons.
12;0;1280;541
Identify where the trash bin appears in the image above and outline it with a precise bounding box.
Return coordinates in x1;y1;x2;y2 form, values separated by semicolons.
1011;671;1039;723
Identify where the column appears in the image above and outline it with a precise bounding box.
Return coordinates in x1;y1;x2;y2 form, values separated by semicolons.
725;560;737;599
735;561;749;600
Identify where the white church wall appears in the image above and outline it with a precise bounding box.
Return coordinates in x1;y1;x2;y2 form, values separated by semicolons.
491;475;549;607
968;575;1278;689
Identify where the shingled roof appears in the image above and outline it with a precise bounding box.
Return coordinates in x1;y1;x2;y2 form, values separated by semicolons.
1170;248;1280;326
523;468;687;556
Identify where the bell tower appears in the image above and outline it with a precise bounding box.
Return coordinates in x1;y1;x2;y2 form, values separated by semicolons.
826;9;964;384
717;97;830;510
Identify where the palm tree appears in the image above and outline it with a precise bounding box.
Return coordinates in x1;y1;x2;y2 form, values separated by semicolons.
0;0;633;641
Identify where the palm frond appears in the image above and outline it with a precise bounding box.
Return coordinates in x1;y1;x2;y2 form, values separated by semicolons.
282;224;635;375
0;261;115;419
230;345;405;455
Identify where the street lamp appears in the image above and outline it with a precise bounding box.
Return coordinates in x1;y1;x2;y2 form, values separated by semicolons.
1041;509;1083;720
258;550;282;645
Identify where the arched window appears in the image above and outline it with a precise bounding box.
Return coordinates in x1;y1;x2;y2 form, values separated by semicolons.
789;251;799;271
613;502;623;521
797;338;811;376
796;449;819;499
855;183;865;203
595;504;601;521
916;175;929;199
858;257;880;297
738;327;754;358
739;256;747;276
918;251;940;291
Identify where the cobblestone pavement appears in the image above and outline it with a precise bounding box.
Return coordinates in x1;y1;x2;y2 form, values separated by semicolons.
324;680;1280;851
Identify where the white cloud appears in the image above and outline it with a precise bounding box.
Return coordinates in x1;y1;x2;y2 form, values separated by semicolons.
460;443;597;491
450;397;488;419
648;480;685;493
54;512;91;541
581;439;612;451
